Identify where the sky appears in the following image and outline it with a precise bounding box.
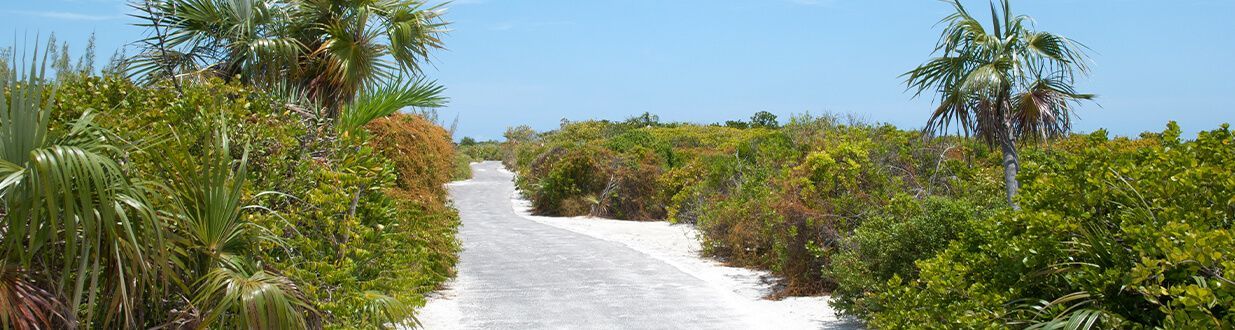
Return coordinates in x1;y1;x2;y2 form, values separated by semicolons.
2;0;1232;141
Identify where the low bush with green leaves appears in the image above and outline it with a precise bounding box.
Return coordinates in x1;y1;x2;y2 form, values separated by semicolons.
506;113;984;294
0;68;461;328
864;124;1235;328
506;112;1235;329
453;139;502;180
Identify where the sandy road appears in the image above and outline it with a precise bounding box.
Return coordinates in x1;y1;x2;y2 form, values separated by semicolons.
416;161;859;330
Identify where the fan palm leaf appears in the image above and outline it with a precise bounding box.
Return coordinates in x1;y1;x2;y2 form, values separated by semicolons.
360;290;417;328
160;123;317;328
1012;77;1093;141
193;256;315;329
0;265;66;329
1;43;165;328
131;0;448;114
339;76;446;136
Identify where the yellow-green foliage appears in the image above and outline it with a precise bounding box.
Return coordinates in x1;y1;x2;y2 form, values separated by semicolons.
507;114;983;295
506;114;1235;329
51;76;459;329
866;124;1235;328
453;140;502;180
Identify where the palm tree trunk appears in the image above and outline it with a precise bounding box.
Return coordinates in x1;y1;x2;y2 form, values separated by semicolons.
999;126;1021;210
997;92;1022;210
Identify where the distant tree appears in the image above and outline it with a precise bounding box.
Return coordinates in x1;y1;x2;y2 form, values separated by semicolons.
504;125;537;143
904;0;1093;208
750;111;779;129
460;136;478;146
723;120;750;129
627;112;660;127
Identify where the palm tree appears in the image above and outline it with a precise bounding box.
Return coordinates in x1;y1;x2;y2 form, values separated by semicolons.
0;44;166;329
165;127;317;328
904;0;1093;208
1;43;316;329
129;0;448;116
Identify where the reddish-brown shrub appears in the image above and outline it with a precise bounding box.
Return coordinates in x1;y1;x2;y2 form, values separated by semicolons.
366;113;456;205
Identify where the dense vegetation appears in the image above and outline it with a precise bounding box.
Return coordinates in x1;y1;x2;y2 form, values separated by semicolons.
504;113;997;294
500;2;1231;326
504;110;1235;328
0;0;460;327
868;124;1235;328
452;137;503;180
3;0;1228;328
504;1;1232;328
0;57;458;329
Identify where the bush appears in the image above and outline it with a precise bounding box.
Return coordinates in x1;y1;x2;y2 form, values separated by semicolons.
367;113;458;204
48;76;460;329
506;113;1235;329
453;140;502;180
865;124;1235;328
827;196;988;316
459;140;502;161
526;143;613;216
508;113;975;295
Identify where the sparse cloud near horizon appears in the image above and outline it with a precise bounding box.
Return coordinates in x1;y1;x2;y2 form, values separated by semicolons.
6;10;119;21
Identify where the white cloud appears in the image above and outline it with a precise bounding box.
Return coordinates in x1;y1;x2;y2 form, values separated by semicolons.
7;10;119;21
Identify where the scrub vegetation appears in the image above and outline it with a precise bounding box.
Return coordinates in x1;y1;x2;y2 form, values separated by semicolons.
0;0;459;328
451;137;503;180
506;111;1235;329
503;1;1235;328
3;0;1230;329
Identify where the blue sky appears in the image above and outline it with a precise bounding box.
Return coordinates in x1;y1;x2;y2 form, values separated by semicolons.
3;0;1232;140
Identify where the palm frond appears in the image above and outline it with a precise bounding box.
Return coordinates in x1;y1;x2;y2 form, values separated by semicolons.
903;56;970;97
193;256;316;329
338;76;446;136
0;265;66;329
316;18;390;105
1;41;165;328
922;90;974;138
381;1;449;74
1013;293;1107;330
361;290;417;328
959;62;1010;96
1012;77;1094;142
166;125;252;266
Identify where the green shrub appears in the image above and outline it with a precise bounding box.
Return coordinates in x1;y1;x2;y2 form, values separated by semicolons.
865;124;1235;329
459;140;502;161
49;76;460;329
453;140;502;180
509;113;975;295
453;152;475;180
828;196;988;317
526;143;612;216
